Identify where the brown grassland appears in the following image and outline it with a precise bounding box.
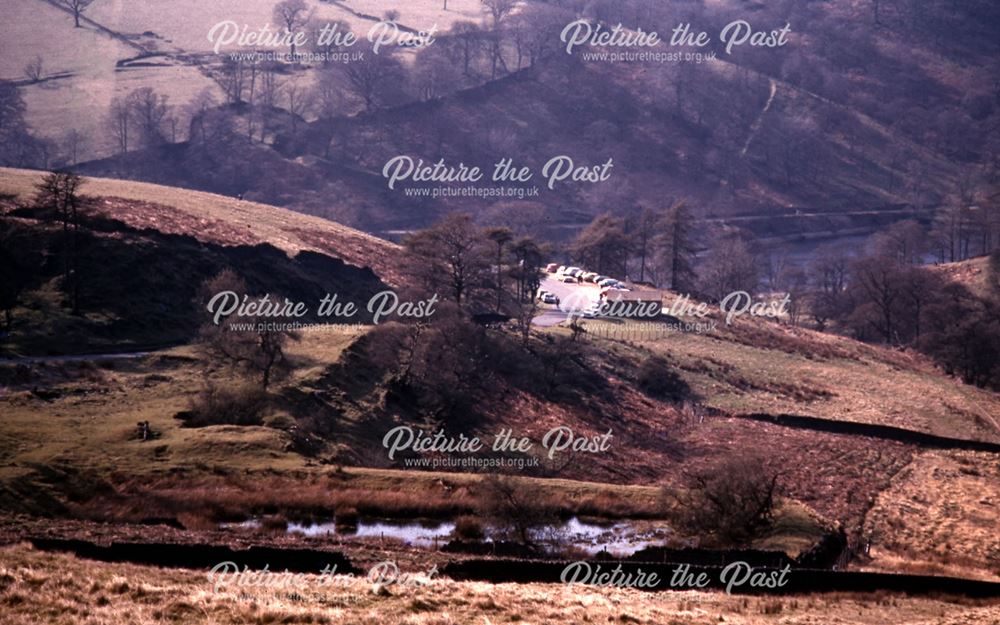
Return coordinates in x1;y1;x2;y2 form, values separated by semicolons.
0;168;403;285
2;543;999;625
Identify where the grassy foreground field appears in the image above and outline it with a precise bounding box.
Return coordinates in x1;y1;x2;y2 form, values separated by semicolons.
1;543;998;625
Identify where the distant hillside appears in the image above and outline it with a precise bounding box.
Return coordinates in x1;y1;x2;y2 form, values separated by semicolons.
65;0;999;241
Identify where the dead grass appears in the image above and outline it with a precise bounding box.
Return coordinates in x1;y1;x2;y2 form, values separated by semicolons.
619;318;1000;444
1;543;998;625
862;449;1000;581
71;467;675;525
0;168;402;285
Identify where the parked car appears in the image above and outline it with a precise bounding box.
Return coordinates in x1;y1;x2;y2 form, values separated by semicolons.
582;303;602;318
541;292;559;304
545;263;559;273
560;275;577;283
557;265;567;274
583;272;599;282
598;278;616;287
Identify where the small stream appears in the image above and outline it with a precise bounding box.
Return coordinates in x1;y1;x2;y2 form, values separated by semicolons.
223;516;669;556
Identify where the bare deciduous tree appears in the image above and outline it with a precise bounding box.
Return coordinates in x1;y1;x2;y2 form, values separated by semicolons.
272;0;313;57
412;46;462;101
60;0;95;28
338;47;406;111
184;88;219;145
127;87;170;147
284;78;313;133
61;129;88;165
670;454;782;546
34;171;86;314
448;21;483;77
480;0;516;78
197;270;300;390
697;232;760;302
106;96;131;155
479;474;555;544
807;244;851;331
403;213;491;307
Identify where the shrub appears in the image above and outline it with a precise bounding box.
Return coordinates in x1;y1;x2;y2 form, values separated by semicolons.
453;515;485;540
478;474;556;544
335;506;359;529
670;454;782;547
637;356;690;402
261;514;289;532
196;272;300;390
179;383;267;427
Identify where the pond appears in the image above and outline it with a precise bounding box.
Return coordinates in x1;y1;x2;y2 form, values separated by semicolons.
288;518;456;548
223;516;670;556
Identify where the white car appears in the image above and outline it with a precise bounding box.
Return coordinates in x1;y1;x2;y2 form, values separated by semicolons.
541;292;558;304
582;305;601;318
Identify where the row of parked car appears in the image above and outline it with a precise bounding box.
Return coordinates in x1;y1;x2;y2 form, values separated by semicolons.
544;264;628;289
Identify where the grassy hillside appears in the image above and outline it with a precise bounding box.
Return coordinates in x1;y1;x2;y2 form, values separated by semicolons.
931;255;995;298
0;167;402;284
628;314;1000;443
1;173;998;585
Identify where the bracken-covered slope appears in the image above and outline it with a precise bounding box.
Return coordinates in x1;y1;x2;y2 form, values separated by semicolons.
0;167;403;285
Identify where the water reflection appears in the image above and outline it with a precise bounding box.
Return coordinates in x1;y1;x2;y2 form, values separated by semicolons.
223;516;667;556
